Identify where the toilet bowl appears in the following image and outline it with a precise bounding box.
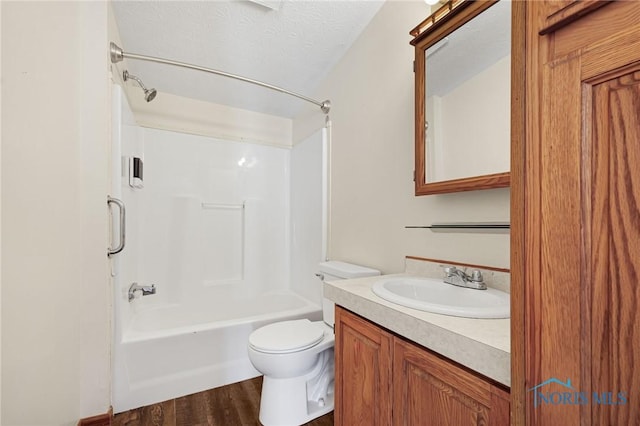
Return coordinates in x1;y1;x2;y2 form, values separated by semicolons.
247;261;380;426
248;319;335;425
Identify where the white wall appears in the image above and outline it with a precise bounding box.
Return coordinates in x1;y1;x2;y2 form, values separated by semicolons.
294;0;510;273
2;2;110;424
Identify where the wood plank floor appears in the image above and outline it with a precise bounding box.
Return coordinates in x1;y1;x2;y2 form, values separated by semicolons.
113;376;334;426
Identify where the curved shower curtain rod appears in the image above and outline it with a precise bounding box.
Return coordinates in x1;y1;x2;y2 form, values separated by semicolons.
110;42;331;114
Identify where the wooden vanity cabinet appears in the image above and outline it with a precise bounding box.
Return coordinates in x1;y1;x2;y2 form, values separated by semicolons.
335;306;510;426
394;337;510;426
334;305;393;426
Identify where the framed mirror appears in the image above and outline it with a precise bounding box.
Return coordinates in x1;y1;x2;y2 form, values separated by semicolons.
411;0;511;195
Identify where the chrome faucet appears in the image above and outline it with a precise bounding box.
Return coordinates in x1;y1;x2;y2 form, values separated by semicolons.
128;282;156;301
442;266;487;290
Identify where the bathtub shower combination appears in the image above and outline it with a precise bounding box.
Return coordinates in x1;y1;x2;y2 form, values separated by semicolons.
110;86;327;412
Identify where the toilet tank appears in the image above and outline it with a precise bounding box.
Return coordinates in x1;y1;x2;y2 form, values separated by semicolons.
318;261;380;327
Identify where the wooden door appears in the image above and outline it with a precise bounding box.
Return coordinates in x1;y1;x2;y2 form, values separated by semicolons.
393;337;509;426
334;307;392;426
516;1;640;424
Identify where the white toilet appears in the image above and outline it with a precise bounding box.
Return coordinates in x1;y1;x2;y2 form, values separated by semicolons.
248;260;380;426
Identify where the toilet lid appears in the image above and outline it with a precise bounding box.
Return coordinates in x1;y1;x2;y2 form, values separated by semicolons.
249;319;325;354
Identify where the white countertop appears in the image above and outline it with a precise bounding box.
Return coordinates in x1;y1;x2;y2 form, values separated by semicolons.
324;273;511;387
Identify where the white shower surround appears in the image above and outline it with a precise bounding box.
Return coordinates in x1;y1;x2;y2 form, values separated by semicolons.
111;86;325;412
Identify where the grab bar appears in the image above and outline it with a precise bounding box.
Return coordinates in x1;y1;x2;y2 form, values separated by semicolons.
107;196;126;256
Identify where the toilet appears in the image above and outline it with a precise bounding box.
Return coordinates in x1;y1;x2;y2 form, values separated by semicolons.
248;260;380;426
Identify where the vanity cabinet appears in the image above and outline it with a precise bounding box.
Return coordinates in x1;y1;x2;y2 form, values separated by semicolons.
335;306;510;426
334;305;393;426
394;337;509;426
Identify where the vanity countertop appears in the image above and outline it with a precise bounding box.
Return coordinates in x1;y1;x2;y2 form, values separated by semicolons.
324;273;511;387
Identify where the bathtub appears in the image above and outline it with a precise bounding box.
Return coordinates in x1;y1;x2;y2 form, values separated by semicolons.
112;291;321;413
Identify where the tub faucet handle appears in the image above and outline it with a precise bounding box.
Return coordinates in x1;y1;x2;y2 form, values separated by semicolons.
128;282;156;302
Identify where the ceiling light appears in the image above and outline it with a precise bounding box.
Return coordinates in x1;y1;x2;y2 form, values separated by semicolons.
425;0;442;5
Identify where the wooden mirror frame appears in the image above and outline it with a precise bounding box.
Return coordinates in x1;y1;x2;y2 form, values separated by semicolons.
411;0;510;196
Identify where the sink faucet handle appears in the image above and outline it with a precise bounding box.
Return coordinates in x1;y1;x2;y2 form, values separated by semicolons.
440;265;457;276
470;270;484;282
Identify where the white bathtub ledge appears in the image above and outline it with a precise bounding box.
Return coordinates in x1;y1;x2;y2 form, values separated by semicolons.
324;273;511;387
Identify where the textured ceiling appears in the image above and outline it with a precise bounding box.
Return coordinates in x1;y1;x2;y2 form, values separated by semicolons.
112;0;385;118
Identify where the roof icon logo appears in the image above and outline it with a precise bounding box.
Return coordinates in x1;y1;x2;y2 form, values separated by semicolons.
528;378;573;392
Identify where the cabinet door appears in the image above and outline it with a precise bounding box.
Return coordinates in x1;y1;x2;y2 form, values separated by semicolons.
520;1;640;424
334;307;392;426
393;337;509;426
589;67;640;426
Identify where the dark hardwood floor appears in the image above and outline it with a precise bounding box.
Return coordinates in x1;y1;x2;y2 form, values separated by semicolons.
113;376;334;426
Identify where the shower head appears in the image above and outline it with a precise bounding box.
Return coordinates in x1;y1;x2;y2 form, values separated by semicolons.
123;70;157;103
144;88;157;102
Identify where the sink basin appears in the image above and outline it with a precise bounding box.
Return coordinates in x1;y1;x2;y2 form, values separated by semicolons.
372;276;510;319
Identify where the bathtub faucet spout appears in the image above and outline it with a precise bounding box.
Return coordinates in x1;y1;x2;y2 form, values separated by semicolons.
128;282;156;302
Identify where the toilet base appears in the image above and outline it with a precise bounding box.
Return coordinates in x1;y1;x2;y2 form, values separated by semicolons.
258;349;334;426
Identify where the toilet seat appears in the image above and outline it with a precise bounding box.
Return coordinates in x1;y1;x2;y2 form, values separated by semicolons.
249;319;325;354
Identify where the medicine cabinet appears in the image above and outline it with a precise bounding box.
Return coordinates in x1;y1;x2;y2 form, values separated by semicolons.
411;0;511;195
